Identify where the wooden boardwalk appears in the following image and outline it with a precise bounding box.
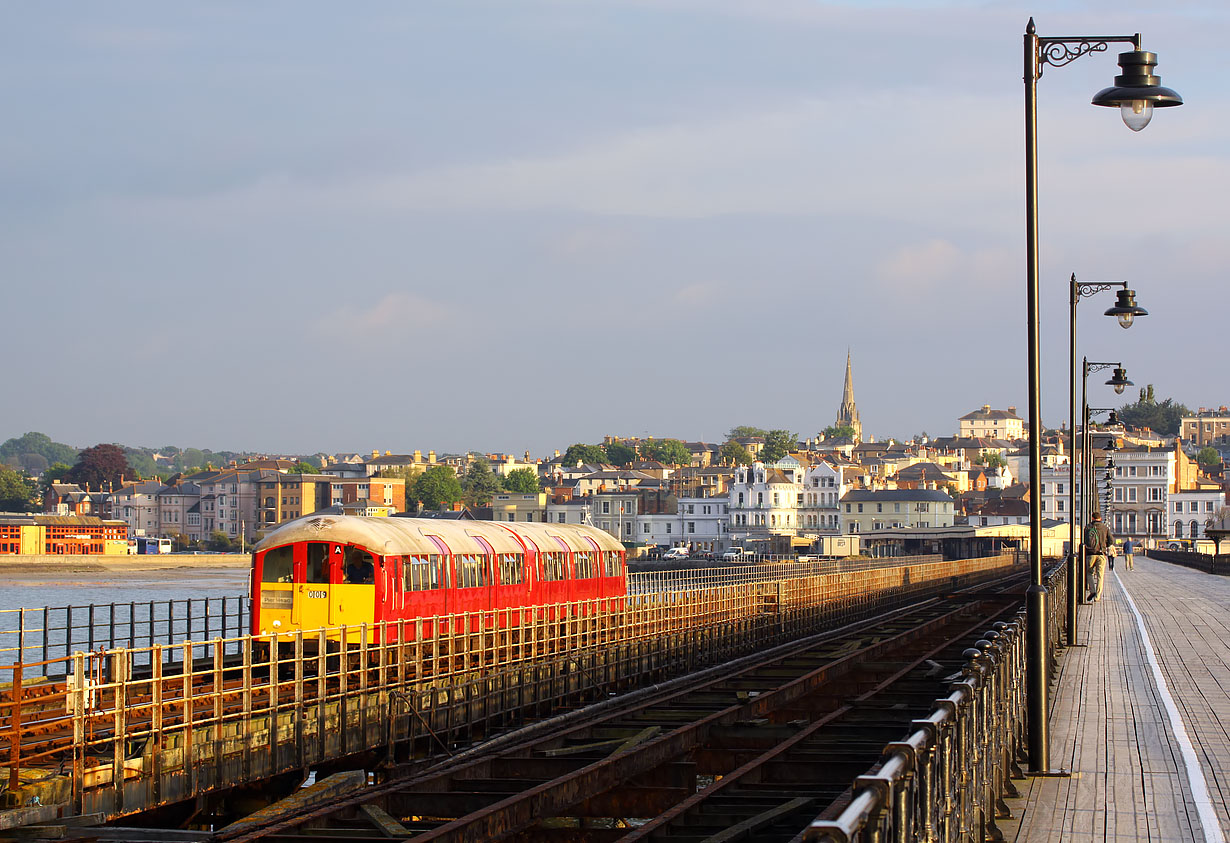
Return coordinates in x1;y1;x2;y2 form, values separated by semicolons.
1002;554;1230;842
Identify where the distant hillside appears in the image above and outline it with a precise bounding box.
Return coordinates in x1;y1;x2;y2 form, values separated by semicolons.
0;432;261;479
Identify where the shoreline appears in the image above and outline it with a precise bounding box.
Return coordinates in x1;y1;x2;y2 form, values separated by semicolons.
0;554;249;578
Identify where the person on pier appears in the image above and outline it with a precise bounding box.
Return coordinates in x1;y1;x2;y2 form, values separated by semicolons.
1084;510;1114;602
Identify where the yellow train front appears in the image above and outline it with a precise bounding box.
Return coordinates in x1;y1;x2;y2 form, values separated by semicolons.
251;514;627;643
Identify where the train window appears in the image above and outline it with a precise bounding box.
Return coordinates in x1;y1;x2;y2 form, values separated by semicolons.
404;555;443;591
306;543;330;584
262;546;293;583
457;554;489;589
603;551;624;577
343;548;375;585
574;551;595;579
498;553;524;585
542;551;566;581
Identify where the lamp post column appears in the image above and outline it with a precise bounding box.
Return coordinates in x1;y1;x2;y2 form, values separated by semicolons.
1023;20;1050;773
1068;277;1079;643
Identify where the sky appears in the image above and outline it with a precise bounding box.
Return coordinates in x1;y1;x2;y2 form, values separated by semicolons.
4;1;1227;457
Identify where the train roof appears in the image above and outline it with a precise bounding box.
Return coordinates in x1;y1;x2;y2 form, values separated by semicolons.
254;515;624;557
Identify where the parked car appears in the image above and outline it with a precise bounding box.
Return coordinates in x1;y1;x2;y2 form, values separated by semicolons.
662;547;691;560
721;547;746;561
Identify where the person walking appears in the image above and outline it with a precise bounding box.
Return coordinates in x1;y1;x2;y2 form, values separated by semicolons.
1084;510;1114;601
1122;538;1135;571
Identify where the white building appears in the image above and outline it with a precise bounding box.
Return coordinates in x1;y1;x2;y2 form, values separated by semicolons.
798;461;845;534
728;462;805;543
1169;490;1224;541
959;406;1025;441
1109;445;1177;541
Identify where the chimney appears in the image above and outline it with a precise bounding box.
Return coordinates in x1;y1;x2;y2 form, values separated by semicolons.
372;449;379;459
983;404;991;412
414;450;422;462
1007;406;1017;415
428;451;436;464
554;450;561;458
385;450;392;456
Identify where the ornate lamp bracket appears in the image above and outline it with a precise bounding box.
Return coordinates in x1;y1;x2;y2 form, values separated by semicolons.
1033;30;1140;80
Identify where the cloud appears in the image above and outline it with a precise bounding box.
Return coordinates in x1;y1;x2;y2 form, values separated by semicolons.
323;292;452;338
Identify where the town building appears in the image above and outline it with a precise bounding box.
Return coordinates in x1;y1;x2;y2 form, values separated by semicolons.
840;489;956;534
958;406;1025;441
1181;409;1230;447
1169;489;1225;541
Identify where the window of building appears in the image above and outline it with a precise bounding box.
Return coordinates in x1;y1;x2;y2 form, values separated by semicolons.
687;522;695;534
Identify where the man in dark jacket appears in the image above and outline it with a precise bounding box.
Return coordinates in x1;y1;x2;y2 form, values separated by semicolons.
1085;510;1114;601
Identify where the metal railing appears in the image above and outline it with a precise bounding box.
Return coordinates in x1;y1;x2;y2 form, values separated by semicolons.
806;556;1068;842
628;555;946;593
0;553;1024;824
0;596;250;672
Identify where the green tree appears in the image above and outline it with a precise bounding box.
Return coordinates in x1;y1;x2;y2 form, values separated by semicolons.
760;430;798;463
290;461;319;474
0;465;38;512
0;432;78;469
720;441;754;466
563;443;609;466
1196;447;1221;469
604;441;638;467
976;451;1008;469
461;458;502;507
822;425;858;441
413;466;463;511
640;439;692;465
122;448;159;480
728;426;767;440
503;467;541;493
67;443;131;490
207;530;235;552
1117;385;1190;436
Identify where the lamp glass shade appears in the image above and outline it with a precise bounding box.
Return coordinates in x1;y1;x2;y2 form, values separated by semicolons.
1091;50;1182;132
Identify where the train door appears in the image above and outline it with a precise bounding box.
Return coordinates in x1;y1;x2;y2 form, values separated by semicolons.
294;541;333;631
333;544;377;631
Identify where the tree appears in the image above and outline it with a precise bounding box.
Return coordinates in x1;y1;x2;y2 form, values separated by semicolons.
0;465;38;512
413;466;463;511
207;531;235;552
461;459;501;507
976;451;1008;469
1196;447;1222;469
0;432;78;469
562;443;609;467
728;426;767;440
720;441;754;466
640;439;692;466
290;461;319;475
604;441;638;467
503;467;541;494
1117;385;1190;436
760;430;798;463
822;425;857;441
66;444;131;490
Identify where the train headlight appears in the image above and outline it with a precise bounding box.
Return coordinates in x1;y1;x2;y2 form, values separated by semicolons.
272;620;282;628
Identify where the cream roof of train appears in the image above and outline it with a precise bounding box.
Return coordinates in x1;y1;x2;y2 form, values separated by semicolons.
255;515;622;556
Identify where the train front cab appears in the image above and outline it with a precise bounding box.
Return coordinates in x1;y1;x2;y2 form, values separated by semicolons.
253;540;382;640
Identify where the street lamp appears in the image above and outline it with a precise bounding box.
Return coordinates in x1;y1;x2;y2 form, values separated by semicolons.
1025;18;1179;773
1065;276;1146;650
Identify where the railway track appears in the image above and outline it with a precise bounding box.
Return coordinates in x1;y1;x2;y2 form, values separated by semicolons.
215;574;1027;842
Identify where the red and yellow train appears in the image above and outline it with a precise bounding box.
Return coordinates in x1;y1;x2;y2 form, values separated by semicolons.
251;515;627;640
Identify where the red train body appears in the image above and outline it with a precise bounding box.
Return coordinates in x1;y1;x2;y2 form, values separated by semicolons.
250;515;627;640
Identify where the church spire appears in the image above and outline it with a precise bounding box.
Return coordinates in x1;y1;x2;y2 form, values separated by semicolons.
835;349;862;442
